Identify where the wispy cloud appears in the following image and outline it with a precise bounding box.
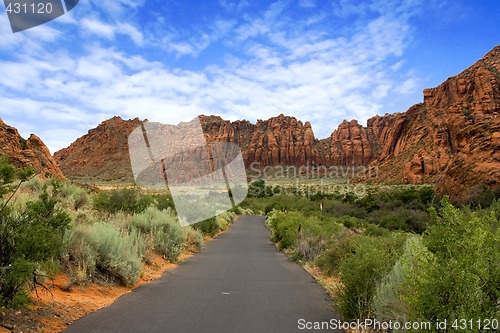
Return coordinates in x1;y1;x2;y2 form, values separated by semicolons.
81;18;115;39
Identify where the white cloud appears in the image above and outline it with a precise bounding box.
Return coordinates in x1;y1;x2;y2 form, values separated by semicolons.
80;17;145;46
81;18;115;39
117;23;144;46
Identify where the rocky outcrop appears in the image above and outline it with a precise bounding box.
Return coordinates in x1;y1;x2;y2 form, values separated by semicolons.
364;45;500;200
319;119;378;166
54;116;142;182
244;114;318;166
0;119;64;178
201;114;378;167
426;46;500;200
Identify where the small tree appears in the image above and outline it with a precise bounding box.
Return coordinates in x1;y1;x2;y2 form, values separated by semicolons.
0;157;70;306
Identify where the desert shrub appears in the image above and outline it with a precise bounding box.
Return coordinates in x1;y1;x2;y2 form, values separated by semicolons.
294;230;328;262
239;197;266;214
191;210;238;236
335;233;406;320
337;216;365;228
61;227;98;284
215;215;228;230
182;227;204;252
219;211;236;222
247;179;268;198
154;193;176;211
372;236;428;326
467;184;500;209
130;207;184;262
59;181;89;211
92;188;153;214
67;223;144;286
230;205;254;215
363;223;390;236
322;200;366;219
269;211;303;249
0;179;70;306
19;176;44;192
367;207;428;233
403;199;500;328
269;211;343;251
193;217;220;236
356;186;436;218
243;193;321;216
355;195;380;212
316;231;358;276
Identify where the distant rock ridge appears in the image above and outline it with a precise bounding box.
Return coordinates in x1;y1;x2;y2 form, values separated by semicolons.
53;44;500;201
0;119;64;178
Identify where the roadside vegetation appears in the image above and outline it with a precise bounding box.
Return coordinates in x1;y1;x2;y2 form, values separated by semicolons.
242;179;500;332
0;157;247;308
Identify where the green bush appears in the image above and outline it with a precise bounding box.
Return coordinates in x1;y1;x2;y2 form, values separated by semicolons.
191;210;238;236
193;217;220;236
403;199;500;329
19;176;44;193
362;223;391;236
322;200;367;219
247;179;268;198
0;177;70;306
316;231;358;276
268;211;343;252
337;216;366;228
242;194;321;216
336;234;406;320
130;207;184;262
269;211;302;249
367;207;428;233
467;184;500;209
92;188;153;214
154;193;176;211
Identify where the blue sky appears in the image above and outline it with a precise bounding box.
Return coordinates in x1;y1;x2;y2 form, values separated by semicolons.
0;0;499;153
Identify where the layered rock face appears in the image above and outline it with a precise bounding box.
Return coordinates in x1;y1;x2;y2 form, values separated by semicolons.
366;45;500;200
319;119;378;166
54;116;142;182
243;114;318;166
201;114;378;167
425;46;500;200
0;119;64;178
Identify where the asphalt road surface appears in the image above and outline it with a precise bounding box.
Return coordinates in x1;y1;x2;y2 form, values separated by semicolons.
63;215;344;333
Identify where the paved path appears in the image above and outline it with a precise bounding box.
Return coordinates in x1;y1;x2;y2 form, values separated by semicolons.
63;215;344;333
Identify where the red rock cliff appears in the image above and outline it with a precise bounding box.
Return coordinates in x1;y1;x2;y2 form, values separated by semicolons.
0;119;64;178
54;116;142;182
